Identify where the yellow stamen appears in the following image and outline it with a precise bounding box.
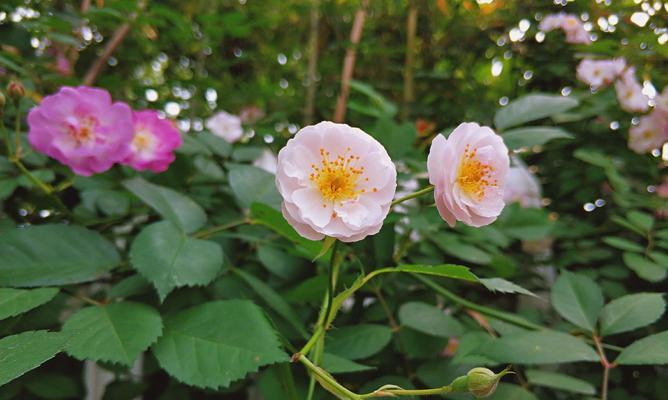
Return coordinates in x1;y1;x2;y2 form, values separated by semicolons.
456;144;497;200
309;147;365;203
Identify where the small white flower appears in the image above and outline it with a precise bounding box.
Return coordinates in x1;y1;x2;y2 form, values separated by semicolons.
205;111;243;143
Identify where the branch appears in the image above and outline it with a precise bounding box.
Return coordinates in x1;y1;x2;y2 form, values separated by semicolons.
333;0;369;123
401;0;418;120
82;1;148;86
303;0;320;125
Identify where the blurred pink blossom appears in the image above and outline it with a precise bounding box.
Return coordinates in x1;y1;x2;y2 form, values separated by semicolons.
205;110;243;143
428;122;509;227
628;112;668;154
576;58;626;87
615;68;650;113
540;13;591;45
504;158;542;208
253;148;277;174
122;110;182;173
28;86;133;176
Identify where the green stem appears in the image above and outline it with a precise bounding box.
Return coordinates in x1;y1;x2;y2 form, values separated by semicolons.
391;185;434;207
14;101;21;158
298;354;360;400
323;240;340;328
193;218;249;239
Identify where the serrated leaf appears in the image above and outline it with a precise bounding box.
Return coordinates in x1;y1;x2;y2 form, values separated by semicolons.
233;268;308;338
494;94;579;130
130;221;224;301
152;300;288;389
526;370;596;395
0;225;120;287
398;302;464;338
326;324;392;360
482;330;599;364
228;165;281;210
551;270;603;332
627;210;654;233
501;126;573;150
623;252;667;283
599;293;666;336
394;264;479;282
0;331;68;386
62;302;162;366
123;177;207;233
615;331;668;365
0;288;59;320
480;278;537;297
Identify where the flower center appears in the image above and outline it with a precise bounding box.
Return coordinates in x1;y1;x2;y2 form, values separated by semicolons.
625;89;635;100
456;144;497;201
642;129;655;140
565;17;578;28
69;116;98;146
309;147;369;205
131;128;155;154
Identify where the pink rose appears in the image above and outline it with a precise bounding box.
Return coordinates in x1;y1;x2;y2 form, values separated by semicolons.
276;121;396;242
628;112;668;154
615;68;650;113
122;110;182;173
427;122;509;227
576;58;626;87
27;86;133;176
504;158;542;208
540;13;590;45
205;110;243;143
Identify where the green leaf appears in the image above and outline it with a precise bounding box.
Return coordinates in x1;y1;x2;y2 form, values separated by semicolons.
0;331;68;386
321;353;374;374
228;165;281;210
501;126;573;150
326;324;393;360
602;237;644;253
525;369;596;395
398;302;463;338
498;206;553;240
494;94;579;130
482;330;599;364
0;225;120;287
623;252;667;283
25;372;81;399
551;270;603;332
394;264;479;282
62;302;162;366
615;331;668;365
480;278;536;297
627;211;654;233
123;177;207;233
0;288;59;320
233;268;308;338
250;203;321;258
599;293;666;336
196;133;232;157
152;300;288;389
130;221;224;301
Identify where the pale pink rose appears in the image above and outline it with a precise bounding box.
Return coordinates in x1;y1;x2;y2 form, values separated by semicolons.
427;122;509;227
615;68;650;113
27;86;133;176
276;121;396;242
576;58;626;87
205;110;243;143
628;112;668;154
539;13;590;44
654;86;668;114
253;148;278;174
122;110;182;173
504;158;542;208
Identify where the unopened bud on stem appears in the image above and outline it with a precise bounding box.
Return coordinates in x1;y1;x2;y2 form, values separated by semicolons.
7;81;25;99
466;366;513;398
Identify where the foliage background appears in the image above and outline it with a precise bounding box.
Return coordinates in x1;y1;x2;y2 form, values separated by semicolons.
0;0;667;399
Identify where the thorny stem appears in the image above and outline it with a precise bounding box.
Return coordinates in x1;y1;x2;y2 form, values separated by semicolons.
593;334;614;400
391;185;434;207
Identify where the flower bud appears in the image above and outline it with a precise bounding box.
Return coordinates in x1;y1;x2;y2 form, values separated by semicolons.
7;81;25;99
466;367;512;398
0;91;5;109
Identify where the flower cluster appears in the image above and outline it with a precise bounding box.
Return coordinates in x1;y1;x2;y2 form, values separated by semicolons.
539;13;591;45
576;58;626;88
276;121;510;242
28;86;181;176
